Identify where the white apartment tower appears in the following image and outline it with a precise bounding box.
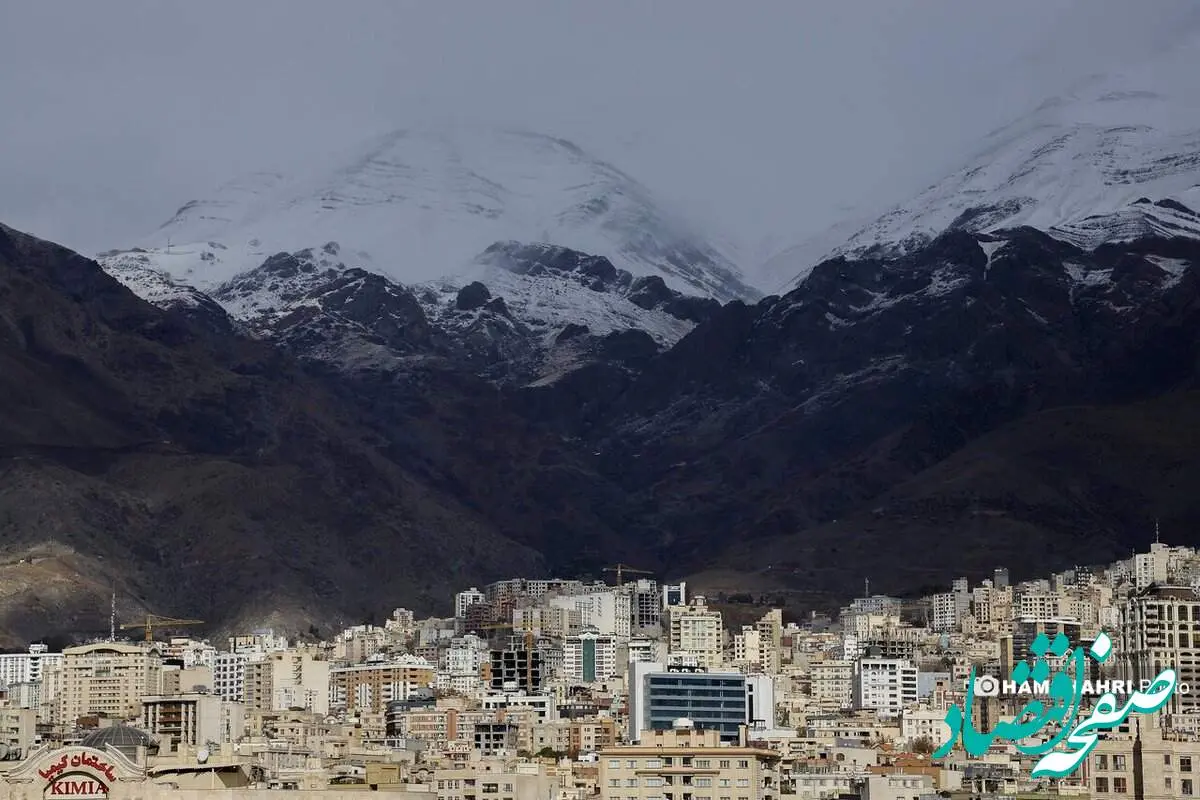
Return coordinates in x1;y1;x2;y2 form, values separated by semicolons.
853;657;918;718
455;587;486;619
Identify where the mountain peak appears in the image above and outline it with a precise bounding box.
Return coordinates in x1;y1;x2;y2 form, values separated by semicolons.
133;125;755;303
761;29;1200;291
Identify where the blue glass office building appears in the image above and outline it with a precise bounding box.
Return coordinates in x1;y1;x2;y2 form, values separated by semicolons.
643;671;748;742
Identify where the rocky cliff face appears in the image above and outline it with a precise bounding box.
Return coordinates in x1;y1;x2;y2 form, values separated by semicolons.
4;216;1200;643
554;227;1200;585
0;223;651;646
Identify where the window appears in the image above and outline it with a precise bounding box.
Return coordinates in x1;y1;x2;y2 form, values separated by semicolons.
1185;779;1195;796
625;778;638;787
647;759;662;769
1113;777;1127;794
1097;755;1108;770
1185;757;1194;773
719;760;730;769
719;779;731;787
627;760;638;769
608;779;620;787
1113;755;1127;771
1167;755;1173;766
696;760;710;768
608;760;620;769
736;779;750;788
737;760;749;769
1095;777;1108;793
502;786;512;793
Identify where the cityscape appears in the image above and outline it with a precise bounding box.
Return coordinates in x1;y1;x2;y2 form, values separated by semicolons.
3;3;1199;800
1;539;1199;799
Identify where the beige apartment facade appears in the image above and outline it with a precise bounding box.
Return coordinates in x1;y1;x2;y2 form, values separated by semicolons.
598;725;779;800
329;659;434;715
1089;720;1200;800
58;643;162;725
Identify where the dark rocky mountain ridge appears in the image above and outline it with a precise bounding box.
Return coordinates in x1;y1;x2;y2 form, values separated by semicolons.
3;216;1200;643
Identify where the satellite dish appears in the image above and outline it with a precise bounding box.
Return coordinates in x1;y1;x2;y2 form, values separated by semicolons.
196;748;209;764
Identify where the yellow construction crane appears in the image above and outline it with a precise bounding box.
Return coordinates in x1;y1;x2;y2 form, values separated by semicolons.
602;563;652;586
120;614;205;642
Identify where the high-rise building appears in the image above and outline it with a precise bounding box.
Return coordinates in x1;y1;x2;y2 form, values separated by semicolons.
329;656;436;714
1118;585;1200;714
0;644;63;687
665;597;723;669
59;643;163;724
625;579;662;630
852;657;918;718
627;662;774;743
662;583;687;609
563;630;617;683
212;652;249;703
454;587;486;619
490;646;543;693
548;590;631;640
993;567;1010;589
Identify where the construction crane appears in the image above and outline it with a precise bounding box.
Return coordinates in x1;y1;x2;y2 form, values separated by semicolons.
120;614;205;642
603;563;652;586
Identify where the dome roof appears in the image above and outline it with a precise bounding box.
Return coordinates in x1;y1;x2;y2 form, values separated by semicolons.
79;725;156;750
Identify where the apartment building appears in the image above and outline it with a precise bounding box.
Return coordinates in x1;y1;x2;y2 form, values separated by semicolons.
141;692;246;749
852;658;917;718
598;723;780;800
665;597;724;669
0;644;62;687
562;630;617;683
265;647;331;714
809;659;854;711
329;656;435;714
549;590;632;640
1118;584;1200;714
212;652;249;703
455;587;486;619
1089;719;1200;799
0;705;35;759
58;642;163;724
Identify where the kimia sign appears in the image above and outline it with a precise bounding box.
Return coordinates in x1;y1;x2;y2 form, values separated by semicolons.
46;778;108;798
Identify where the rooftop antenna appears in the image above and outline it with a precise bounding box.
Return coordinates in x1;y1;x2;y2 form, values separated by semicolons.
1155;518;1161;544
864;577;869;598
166;237;172;254
109;590;116;642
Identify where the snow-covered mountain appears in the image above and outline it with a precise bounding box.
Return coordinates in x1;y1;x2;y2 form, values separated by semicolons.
106;126;755;303
761;29;1200;291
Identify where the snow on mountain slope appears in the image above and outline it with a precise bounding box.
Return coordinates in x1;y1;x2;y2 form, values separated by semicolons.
423;242;706;348
112;126;755;303
761;29;1200;291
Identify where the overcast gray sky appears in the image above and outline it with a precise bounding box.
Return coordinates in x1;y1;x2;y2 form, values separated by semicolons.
1;0;1196;265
